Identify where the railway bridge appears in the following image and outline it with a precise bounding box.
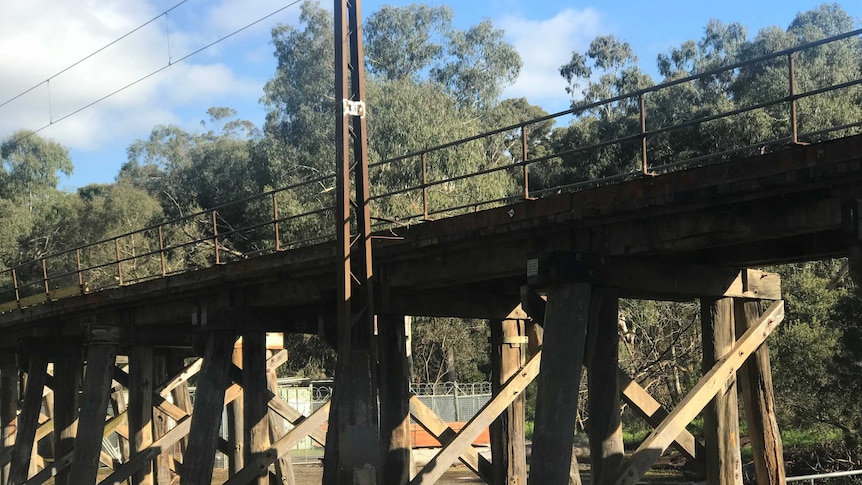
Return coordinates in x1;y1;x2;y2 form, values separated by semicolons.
0;15;861;485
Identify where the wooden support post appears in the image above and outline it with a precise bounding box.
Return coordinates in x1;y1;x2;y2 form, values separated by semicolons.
735;299;785;485
490;316;527;485
151;354;171;484
53;346;82;485
243;331;270;485
129;346;154;485
111;368;131;468
701;297;743;485
1;357;18;484
227;347;244;475
521;287;702;465
266;352;294;485
528;283;591;485
181;331;234;485
93;384;242;485
522;317;581;485
69;343;118;484
8;352;48;485
167;356;194;457
586;287;624;484
378;314;412;485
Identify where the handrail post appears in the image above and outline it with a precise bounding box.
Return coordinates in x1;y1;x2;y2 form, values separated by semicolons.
521;125;530;199
421;153;430;220
788;53;799;144
76;249;83;286
114;238;123;286
41;259;49;294
273;192;281;251
640;93;649;174
212;210;221;264
12;268;19;303
158;225;167;277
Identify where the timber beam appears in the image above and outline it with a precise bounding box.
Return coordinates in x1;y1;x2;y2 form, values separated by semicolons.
527;251;781;301
193;305;321;335
379;287;521;319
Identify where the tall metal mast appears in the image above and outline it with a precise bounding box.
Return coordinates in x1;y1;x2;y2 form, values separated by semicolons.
325;0;380;483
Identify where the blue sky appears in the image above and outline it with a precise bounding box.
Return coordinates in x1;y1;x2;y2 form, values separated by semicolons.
0;0;859;190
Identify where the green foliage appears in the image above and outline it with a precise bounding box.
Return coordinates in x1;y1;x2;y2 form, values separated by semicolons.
364;4;453;81
0;131;76;272
772;260;862;451
0;130;73;205
549;4;861;186
262;1;335;183
618;299;702;409
281;334;336;378
2;3;861;417
411;317;489;384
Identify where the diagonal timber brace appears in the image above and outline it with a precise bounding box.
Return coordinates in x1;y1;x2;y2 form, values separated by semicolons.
521;287;703;461
612;300;784;485
223;401;331;485
22;352;274;485
410;350;542;485
409;396;493;482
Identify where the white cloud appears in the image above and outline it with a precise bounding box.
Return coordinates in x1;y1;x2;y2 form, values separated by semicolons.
497;8;605;113
0;0;282;155
208;0;303;35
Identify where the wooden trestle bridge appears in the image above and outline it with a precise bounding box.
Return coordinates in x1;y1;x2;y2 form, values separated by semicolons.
1;13;861;485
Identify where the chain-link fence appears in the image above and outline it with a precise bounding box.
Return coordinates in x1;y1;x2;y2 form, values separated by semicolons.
410;381;492;423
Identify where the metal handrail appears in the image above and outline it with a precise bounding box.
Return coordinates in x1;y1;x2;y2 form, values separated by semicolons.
786;468;862;483
1;29;860;312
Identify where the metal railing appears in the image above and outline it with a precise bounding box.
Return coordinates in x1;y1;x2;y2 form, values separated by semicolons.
787;469;862;483
1;28;861;313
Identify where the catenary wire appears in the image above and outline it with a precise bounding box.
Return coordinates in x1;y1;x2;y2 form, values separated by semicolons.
0;0;190;110
4;0;303;145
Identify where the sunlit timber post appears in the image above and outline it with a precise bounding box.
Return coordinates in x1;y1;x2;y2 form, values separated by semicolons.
323;0;382;483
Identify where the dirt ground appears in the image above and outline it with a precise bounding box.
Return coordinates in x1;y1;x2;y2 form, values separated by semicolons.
211;464;486;484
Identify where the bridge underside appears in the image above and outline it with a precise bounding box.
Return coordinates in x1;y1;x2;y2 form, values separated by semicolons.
0;135;859;484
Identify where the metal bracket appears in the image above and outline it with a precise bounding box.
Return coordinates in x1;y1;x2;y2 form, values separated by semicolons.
502;336;529;345
343;99;367;118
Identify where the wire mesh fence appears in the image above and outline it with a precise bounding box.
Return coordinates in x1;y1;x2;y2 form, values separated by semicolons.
205;380;491;467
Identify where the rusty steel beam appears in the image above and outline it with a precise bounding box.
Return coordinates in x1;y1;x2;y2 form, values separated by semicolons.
324;0;381;483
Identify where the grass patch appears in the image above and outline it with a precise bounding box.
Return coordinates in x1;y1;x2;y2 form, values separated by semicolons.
525;421;534;440
782;426;843;447
622;429;651;446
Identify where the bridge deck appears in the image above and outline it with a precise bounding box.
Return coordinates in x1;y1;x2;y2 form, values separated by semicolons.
1;134;860;349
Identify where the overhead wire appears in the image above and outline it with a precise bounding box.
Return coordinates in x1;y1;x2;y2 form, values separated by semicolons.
0;0;191;110
3;0;303;145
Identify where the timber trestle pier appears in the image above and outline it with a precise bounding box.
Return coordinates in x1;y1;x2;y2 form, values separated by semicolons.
0;133;859;484
1;23;862;485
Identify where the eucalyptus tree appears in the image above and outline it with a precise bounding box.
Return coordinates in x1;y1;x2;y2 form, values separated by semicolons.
550;5;862;448
1;129;73;210
0;130;75;271
554;35;654;182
